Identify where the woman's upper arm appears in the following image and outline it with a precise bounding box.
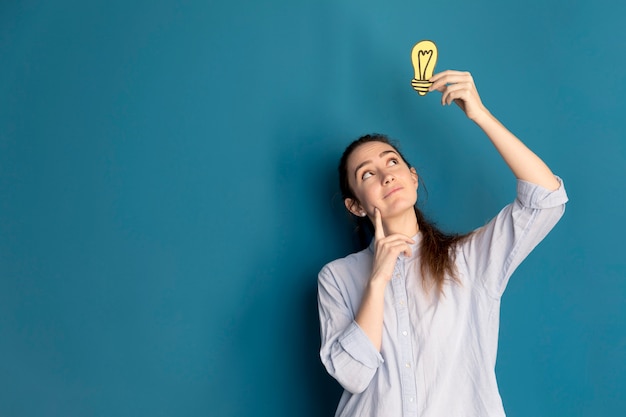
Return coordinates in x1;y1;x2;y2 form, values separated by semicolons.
460;177;568;297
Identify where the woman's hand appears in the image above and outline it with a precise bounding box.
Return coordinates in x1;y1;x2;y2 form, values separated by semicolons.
370;208;414;285
429;70;488;122
354;208;415;351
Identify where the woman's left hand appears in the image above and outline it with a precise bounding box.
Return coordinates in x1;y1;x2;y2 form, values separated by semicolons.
429;70;488;121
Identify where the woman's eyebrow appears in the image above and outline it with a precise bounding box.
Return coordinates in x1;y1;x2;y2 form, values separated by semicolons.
354;159;373;179
380;150;398;158
353;150;399;179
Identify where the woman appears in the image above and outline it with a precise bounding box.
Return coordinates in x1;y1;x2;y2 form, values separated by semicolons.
317;70;568;417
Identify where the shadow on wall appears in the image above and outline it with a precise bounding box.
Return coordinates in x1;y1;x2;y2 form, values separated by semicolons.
225;128;350;416
273;130;350;415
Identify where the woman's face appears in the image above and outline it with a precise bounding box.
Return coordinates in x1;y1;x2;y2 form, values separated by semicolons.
344;141;418;219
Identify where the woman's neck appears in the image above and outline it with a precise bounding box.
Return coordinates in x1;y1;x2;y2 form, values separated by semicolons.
382;209;420;237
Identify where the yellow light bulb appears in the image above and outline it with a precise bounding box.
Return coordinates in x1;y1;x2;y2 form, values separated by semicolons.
410;40;438;96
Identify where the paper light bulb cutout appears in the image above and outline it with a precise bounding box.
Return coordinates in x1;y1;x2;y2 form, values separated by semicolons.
411;40;438;96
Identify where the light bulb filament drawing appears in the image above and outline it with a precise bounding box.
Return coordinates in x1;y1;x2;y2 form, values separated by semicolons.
411;40;438;96
417;50;433;80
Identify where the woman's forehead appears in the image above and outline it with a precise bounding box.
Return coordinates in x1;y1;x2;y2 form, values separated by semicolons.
348;142;399;167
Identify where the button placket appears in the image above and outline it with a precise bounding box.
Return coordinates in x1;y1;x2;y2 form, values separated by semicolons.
391;258;418;416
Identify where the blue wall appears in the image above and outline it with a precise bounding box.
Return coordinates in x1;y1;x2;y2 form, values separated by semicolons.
1;1;624;416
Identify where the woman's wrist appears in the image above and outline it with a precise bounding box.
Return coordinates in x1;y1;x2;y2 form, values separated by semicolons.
367;275;390;291
469;104;492;125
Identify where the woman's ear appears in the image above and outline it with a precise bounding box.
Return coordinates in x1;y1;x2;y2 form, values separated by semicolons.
410;167;419;189
344;198;367;217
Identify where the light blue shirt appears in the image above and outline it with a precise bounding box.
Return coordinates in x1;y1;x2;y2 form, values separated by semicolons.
318;178;568;417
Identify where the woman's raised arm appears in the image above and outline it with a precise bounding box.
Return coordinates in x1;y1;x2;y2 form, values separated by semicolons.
429;70;560;190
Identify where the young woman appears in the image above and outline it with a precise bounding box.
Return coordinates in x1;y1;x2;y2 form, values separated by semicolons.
317;70;568;417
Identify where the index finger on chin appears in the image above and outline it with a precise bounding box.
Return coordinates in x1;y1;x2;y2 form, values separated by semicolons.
374;208;385;240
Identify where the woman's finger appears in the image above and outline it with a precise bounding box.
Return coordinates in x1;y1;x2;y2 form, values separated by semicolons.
382;234;415;245
377;240;413;260
374;207;385;241
376;235;415;255
429;70;473;84
429;71;474;92
441;82;473;105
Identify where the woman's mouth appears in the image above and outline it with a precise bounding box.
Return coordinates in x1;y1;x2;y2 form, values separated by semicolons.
384;187;403;199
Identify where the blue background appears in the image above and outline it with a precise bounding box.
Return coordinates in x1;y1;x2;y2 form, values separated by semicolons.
1;1;625;416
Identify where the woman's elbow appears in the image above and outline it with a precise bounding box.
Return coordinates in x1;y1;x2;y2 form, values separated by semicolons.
322;354;376;394
337;374;372;394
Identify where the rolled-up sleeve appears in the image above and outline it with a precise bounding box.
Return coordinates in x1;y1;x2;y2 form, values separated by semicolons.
318;264;384;394
460;176;569;298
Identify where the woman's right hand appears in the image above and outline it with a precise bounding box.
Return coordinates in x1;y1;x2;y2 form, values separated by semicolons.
354;208;414;351
428;70;488;122
370;208;414;284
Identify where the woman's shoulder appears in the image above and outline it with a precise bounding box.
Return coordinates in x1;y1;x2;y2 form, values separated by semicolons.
319;246;372;279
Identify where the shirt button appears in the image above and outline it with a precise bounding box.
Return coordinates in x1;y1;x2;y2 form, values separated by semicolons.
405;362;411;368
402;331;408;336
399;300;405;306
409;397;414;402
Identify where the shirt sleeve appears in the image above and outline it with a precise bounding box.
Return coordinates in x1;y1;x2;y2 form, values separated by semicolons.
317;264;384;394
459;176;568;298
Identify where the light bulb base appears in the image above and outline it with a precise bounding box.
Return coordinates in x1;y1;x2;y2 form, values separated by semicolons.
411;79;432;96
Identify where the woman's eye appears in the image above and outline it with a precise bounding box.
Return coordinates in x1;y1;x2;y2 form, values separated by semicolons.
362;171;373;180
389;159;398;166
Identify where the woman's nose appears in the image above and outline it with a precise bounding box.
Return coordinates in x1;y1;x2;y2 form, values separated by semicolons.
383;172;395;184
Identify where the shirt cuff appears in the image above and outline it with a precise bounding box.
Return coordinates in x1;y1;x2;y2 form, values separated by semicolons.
338;321;384;369
516;175;569;209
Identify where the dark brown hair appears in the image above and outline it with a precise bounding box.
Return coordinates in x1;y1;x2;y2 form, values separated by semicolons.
339;134;470;292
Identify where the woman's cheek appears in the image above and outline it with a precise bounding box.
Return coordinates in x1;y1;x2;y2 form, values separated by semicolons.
364;193;379;213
